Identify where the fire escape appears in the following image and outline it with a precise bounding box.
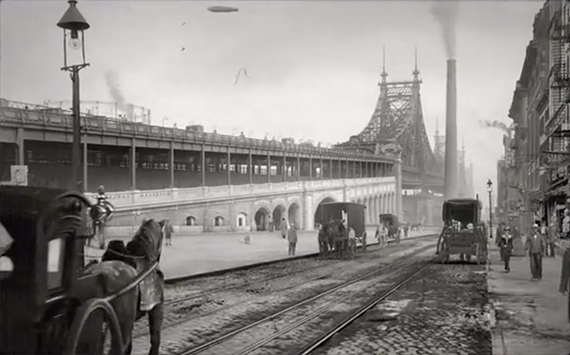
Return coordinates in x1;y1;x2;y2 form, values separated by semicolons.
544;7;570;196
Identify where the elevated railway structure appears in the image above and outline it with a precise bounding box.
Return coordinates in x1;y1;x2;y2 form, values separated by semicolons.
0;62;449;230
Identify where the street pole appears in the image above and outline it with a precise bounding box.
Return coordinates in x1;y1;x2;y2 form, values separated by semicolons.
57;0;90;192
488;190;493;239
71;65;82;192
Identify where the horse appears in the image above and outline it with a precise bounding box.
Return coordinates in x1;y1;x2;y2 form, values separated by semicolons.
328;220;348;259
77;218;166;355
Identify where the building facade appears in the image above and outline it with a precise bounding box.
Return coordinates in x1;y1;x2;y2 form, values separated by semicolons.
509;0;570;234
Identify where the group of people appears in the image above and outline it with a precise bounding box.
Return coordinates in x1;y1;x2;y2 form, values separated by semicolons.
496;220;559;279
375;221;407;245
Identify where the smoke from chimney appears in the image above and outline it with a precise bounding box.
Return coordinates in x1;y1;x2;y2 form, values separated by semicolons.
444;59;458;200
479;120;512;135
430;2;459;59
104;70;128;112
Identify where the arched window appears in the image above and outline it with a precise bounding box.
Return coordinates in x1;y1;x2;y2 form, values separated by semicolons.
214;216;224;226
186;216;196;226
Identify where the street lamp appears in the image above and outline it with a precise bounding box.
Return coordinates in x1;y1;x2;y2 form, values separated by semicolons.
487;179;493;239
57;0;90;192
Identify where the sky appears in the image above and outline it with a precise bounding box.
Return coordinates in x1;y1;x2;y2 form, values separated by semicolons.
0;0;545;206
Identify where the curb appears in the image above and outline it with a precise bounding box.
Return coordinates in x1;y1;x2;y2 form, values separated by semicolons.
165;233;438;284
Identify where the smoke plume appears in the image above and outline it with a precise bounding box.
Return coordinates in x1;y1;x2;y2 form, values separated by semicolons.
430;2;459;59
479;120;512;134
104;70;128;111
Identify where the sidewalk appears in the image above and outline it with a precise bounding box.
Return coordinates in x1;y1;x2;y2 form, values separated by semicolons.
86;227;439;280
488;242;570;355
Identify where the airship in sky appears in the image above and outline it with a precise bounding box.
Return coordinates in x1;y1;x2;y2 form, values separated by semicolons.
207;6;239;13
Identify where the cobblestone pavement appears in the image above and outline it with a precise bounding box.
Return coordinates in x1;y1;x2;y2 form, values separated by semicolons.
309;262;493;355
130;238;438;354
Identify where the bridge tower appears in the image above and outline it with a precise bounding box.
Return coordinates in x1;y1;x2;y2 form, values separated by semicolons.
336;49;440;187
336;48;443;224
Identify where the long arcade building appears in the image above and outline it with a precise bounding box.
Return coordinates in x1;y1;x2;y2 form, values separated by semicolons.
0;102;400;195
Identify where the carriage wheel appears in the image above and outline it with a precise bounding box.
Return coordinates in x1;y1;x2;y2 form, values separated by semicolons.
63;298;124;355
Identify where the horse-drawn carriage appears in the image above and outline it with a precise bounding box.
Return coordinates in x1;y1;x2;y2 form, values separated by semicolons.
0;186;165;354
315;202;367;259
379;213;401;243
436;198;488;264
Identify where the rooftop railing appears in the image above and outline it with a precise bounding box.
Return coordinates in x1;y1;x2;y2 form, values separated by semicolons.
0;104;397;161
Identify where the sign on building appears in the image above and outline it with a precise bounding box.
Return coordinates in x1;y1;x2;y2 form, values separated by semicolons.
10;165;28;186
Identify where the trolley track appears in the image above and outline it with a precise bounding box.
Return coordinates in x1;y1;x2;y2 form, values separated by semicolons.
165;242;438;355
297;261;434;355
164;233;437;305
132;235;437;339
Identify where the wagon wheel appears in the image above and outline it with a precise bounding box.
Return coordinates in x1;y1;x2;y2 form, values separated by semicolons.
63;298;124;355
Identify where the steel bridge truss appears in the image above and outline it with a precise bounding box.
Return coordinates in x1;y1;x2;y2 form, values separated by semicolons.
336;74;441;184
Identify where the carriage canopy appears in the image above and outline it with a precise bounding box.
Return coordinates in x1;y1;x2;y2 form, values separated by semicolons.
315;202;366;236
442;198;482;227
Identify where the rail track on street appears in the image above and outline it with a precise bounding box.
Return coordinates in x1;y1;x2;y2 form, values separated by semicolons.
166;243;438;355
296;262;432;355
132;234;437;339
164;233;437;305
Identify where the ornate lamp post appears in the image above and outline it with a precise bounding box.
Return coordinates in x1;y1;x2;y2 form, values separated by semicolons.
57;0;90;192
487;179;493;239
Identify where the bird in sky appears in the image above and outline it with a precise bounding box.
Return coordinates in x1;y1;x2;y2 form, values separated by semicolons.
181;47;185;52
235;68;250;85
182;22;186;25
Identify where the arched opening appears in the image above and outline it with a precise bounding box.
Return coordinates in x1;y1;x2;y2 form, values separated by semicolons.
254;207;270;231
313;196;336;228
272;205;286;230
236;212;247;227
186;216;196;226
287;202;301;228
214;216;224;226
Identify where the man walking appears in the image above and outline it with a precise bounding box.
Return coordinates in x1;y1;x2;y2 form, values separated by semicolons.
287;223;298;256
498;226;514;272
558;244;570;351
524;224;547;281
163;220;174;246
375;223;387;247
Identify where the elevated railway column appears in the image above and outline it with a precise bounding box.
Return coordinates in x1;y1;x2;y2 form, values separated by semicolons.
395;156;403;219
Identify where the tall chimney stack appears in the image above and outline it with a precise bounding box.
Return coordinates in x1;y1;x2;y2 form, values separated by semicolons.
444;59;458;200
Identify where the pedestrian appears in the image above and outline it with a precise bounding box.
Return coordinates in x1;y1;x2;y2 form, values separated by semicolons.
375;223;387;247
498;226;514;272
280;218;288;239
287;223;298;256
403;223;409;239
163;220;174;246
524;224;547;281
347;226;356;258
558;245;570;346
318;224;329;259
